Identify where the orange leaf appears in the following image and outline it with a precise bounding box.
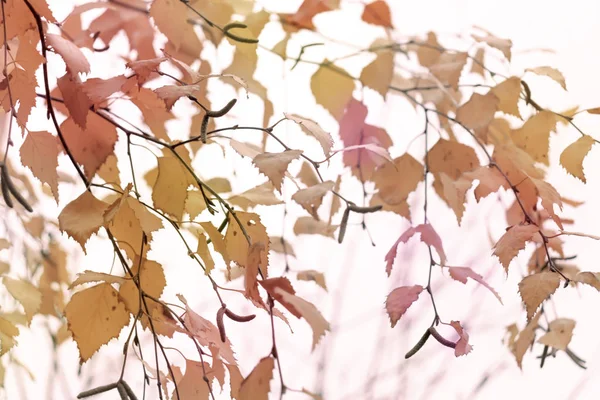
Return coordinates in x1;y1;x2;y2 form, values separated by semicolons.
57;72;90;129
252;150;303;193
559;134;596;183
493;224;539;273
239;357;274;400
259;277;300;318
518;272;561;320
19;131;59;202
361;0;393;28
58;191;109;252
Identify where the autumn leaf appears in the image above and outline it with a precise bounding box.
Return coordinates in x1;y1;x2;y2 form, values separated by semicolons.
361;0;393;28
270;236;296;258
311;60;355;120
297;270;327;291
229;182;283;209
490;77;522;118
60;113;117;180
294;216;337;238
177;359;210;399
512;311;541;368
386;285;423;328
149;0;188;50
119;258;166;314
450;321;473;357
68;271;127;290
280;0;340;31
511;110;559;165
559;135;595;183
259;277;300;317
447;267;502;303
46;33;90;75
3;277;42;323
493;224;539;273
58;191;109;251
439;173;472;224
518;272;561;320
538;318;575;350
284;114;333;157
154;84;203;110
252;150;303;193
292;181;335;219
19;131;59;202
0;316;19;356
339;98;393;179
574;271;600;290
225;212;269;274
274;287;330;350
64;283;130;363
456;92;498;130
57;72;90;129
196;233;215;275
360;44;393;97
429;52;468;89
82;75;128;106
526;66;567;90
152;156;193;220
385;224;447;275
239;357;274;400
472;32;512;61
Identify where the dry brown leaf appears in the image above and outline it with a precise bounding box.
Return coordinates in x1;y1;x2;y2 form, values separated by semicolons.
526;66;567;90
292;181;335;219
490;77;522;118
239;357;274;400
493;224;539;273
456;92;499;130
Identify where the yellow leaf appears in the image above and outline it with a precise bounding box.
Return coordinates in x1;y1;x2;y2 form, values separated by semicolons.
58;191;109;252
225;212;269;274
360;50;393;97
119;258;166;314
65;283;130;363
200;222;230;267
530;178;563;229
185;190;207;219
490;77;522;118
538;318;575;350
415;32;442;67
274;288;330;350
559;135;595;183
196;233;215;275
297;270;328;291
526;66;567;90
518;272;561;320
153;156;192;220
456;92;499;130
0;316;19;356
19;131;59;202
310;60;355;120
511;111;558;165
252;150;303;192
239;357;274;400
97;154;121;186
292;181;335;219
3;277;42;323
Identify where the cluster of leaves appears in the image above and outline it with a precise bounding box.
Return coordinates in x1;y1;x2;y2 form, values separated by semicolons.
0;0;599;398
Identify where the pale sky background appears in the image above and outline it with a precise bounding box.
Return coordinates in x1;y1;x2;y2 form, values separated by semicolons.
3;0;600;399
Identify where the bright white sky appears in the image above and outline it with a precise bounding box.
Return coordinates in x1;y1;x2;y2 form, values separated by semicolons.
4;1;600;399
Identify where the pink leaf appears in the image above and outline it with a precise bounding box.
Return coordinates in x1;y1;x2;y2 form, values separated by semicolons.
385;223;447;275
385;285;423;328
450;321;473;357
447;266;503;304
